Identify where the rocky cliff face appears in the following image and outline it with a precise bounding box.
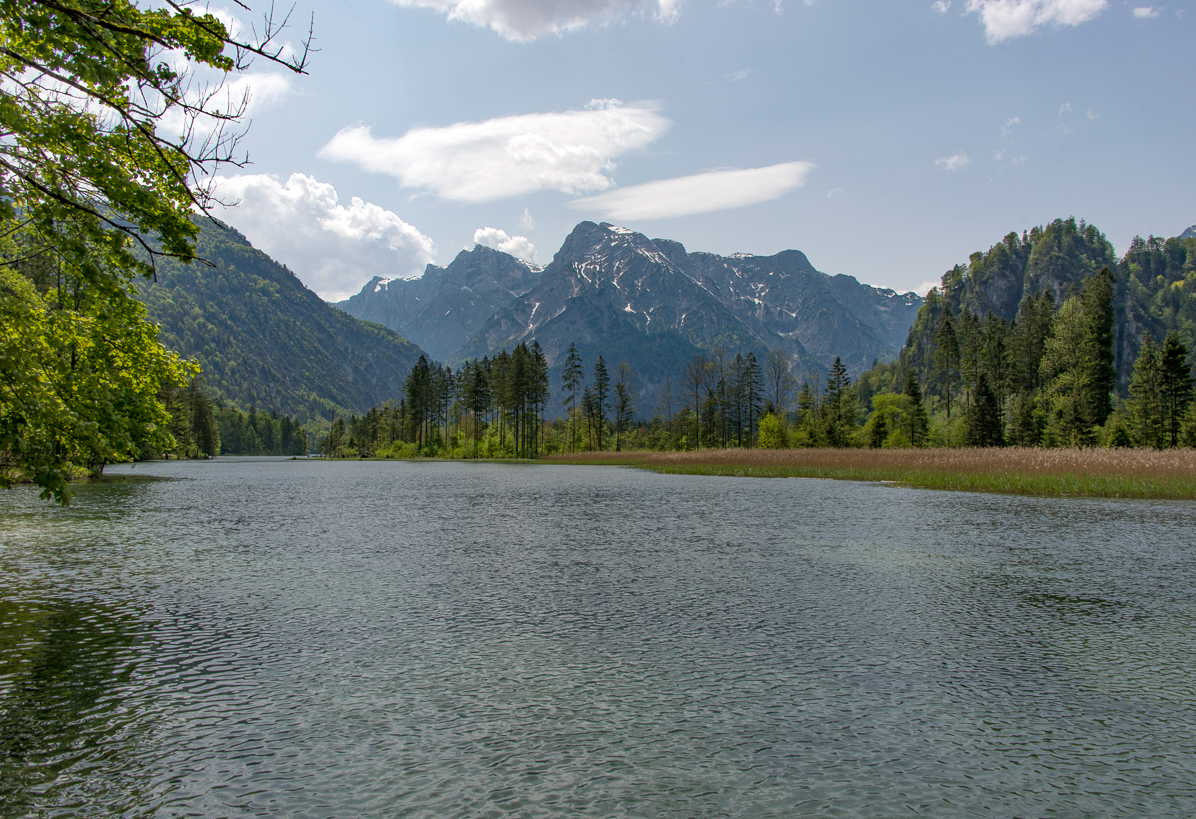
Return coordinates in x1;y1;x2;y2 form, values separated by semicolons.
335;246;543;363
338;222;923;393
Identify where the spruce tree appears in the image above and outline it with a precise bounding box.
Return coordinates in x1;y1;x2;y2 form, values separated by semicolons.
903;371;929;447
1160;331;1193;448
1129;334;1165;448
933;310;959;421
593;356;610;451
561;343;583;453
1080;267;1116;427
964;373;1004;447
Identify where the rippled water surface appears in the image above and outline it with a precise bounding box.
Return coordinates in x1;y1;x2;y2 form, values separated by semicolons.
3;459;1196;817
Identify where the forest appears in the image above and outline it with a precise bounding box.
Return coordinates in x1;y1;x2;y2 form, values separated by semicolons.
321;223;1196;458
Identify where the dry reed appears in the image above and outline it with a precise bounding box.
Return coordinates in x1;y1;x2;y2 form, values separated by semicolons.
545;447;1196;499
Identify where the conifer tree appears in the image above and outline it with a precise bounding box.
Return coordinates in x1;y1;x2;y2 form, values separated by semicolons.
964;373;1004;447
561;343;583;453
902;371;929;447
1160;331;1193;448
933;310;959;422
1129;334;1165;449
593;356;610;451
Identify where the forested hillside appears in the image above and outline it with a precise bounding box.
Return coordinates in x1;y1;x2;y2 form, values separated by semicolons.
853;218;1196;448
139;220;426;422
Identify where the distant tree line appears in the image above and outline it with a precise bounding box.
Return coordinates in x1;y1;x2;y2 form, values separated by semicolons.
320;342;550;458
154;381;310;458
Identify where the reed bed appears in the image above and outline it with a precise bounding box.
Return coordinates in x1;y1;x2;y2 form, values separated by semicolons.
545;447;1196;499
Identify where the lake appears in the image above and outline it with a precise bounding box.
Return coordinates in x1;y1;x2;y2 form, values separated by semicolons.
2;458;1195;817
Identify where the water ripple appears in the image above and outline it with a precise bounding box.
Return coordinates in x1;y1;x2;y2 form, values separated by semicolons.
2;459;1196;817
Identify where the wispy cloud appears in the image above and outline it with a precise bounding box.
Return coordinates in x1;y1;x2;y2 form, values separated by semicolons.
387;0;677;42
211;173;435;301
319;100;670;203
827;187;846;199
473;227;537;262
725;68;752;82
964;0;1108;43
1132;6;1159;18
569;161;814;220
935;151;970;170
932;1;952;13
518;208;536;231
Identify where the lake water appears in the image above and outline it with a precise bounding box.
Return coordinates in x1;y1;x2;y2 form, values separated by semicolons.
2;459;1196;817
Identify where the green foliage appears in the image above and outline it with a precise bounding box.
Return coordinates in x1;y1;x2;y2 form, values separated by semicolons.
757;412;786;449
139;221;424;423
1;247;188;502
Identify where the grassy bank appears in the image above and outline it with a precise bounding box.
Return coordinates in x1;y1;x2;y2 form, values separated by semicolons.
546;448;1196;499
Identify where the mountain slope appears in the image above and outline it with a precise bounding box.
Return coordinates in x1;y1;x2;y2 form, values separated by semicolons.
335;246;543;362
337;222;923;386
879;217;1196;394
139;219;425;421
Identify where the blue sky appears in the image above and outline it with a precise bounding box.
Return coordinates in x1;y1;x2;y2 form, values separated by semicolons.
204;1;1195;301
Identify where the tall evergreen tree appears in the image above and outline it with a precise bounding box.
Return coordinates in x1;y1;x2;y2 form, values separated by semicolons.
822;357;853;447
1160;331;1193;448
593;356;610;451
933;310;959;422
561;342;583;454
903;371;929;447
964;373;1004;447
1129;334;1166;449
1079;267;1116;426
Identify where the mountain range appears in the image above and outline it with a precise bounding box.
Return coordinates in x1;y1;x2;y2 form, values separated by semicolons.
338;222;922;408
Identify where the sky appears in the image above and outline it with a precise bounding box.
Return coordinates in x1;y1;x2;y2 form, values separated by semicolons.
198;1;1196;301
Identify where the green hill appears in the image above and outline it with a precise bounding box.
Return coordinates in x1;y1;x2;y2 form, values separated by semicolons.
138;219;425;422
883;217;1194;394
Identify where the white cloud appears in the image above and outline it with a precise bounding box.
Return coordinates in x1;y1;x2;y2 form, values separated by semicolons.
932;1;952;13
473;227;537;262
388;0;677;42
318;100;670;203
827;187;846;199
1132;6;1159;17
569;161;814;220
964;0;1108;43
518;208;536;230
935;151;970;170
210;173;436;301
914;280;939;297
726;68;751;82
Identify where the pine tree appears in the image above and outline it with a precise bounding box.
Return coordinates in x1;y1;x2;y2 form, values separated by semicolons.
822;357;853;447
964;373;1004;447
1160;331;1193;448
933;310;959;422
593;356;610;451
903;371;929;447
1129;334;1166;449
561;342;583;453
1079;267;1116;427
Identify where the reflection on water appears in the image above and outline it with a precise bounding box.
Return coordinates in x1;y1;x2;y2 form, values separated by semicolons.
2;458;1196;817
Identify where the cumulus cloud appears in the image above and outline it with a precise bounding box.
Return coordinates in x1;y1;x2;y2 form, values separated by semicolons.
964;0;1108;43
569;161;814;220
473;227;537;262
210;173;436;301
935;151;970;170
318;100;670;204
388;0;677;41
1132;6;1159;17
